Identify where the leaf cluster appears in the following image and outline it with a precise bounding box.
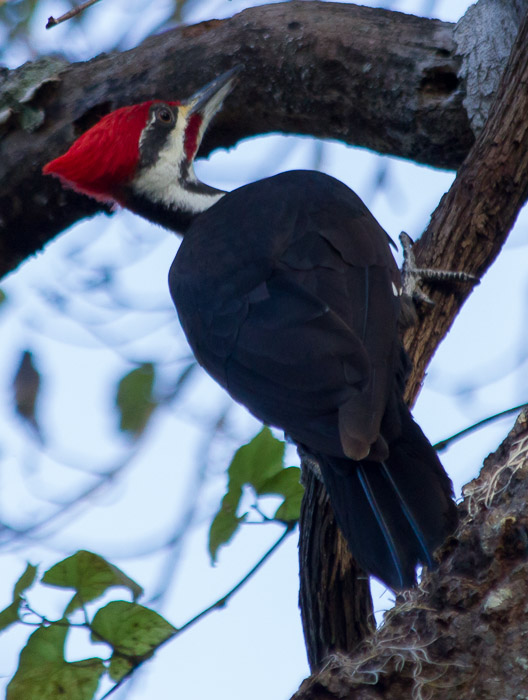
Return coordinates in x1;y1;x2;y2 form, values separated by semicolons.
0;427;303;699
209;427;304;561
1;551;176;700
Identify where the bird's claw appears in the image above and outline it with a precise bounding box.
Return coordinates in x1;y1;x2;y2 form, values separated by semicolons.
400;231;479;306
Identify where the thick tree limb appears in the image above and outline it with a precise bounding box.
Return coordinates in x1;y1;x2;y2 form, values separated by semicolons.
299;469;375;670
1;1;472;277
402;0;528;403
294;410;528;699
297;2;528;688
3;0;524;277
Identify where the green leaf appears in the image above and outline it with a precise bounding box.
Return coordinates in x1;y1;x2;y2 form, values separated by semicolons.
208;506;246;564
115;363;156;437
14;563;38;598
7;623;104;700
0;288;6;306
108;655;133;683
260;466;304;522
13;351;41;431
42;551;143;615
91;601;176;679
0;563;38;632
236;426;286;493
208;427;286;562
0;600;21;633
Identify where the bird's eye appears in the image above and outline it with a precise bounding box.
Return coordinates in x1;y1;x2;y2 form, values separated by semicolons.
157;107;173;124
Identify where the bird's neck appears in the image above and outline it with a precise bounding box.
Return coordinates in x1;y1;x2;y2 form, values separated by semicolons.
126;168;225;233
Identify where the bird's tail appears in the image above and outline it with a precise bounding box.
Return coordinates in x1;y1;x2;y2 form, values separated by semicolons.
317;409;458;590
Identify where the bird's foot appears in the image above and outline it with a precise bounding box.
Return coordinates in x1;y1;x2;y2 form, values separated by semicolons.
400;231;479;305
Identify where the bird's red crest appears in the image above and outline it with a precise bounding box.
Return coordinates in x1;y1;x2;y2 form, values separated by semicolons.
43;101;175;203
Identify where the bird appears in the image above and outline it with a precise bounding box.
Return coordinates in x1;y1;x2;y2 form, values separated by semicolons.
43;67;458;590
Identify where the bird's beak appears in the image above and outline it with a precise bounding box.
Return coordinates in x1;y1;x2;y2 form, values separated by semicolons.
185;66;242;127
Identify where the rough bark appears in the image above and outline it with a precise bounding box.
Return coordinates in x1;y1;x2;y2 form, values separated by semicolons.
294;409;528;700
0;1;478;278
2;0;524;278
454;0;528;134
297;1;528;686
299;467;375;670
402;1;528;403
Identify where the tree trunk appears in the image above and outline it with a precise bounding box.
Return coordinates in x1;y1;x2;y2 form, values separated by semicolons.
294;409;528;699
297;0;528;685
299;462;375;670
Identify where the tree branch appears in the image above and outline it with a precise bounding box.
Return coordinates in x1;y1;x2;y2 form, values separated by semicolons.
299;471;375;670
402;0;528;403
297;2;528;689
294;409;528;699
2;1;471;277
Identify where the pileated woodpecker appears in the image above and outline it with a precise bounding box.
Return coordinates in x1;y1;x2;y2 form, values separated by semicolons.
44;68;458;590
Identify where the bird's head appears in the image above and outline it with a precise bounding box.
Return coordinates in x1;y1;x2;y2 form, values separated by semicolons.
43;67;240;230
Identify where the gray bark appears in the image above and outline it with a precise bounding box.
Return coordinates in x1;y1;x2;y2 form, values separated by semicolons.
454;0;528;133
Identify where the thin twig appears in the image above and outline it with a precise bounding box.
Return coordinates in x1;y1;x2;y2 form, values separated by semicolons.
0;455;135;549
177;522;295;635
99;523;295;700
433;402;527;452
147;406;231;607
46;0;102;29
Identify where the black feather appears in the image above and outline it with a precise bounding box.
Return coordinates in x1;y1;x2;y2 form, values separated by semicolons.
316;408;457;589
170;170;458;590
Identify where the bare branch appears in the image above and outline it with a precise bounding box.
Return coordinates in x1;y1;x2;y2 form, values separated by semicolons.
299;473;375;670
177;523;295;636
2;2;471;277
46;0;103;29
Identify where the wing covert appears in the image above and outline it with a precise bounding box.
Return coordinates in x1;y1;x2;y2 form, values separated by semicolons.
170;170;403;458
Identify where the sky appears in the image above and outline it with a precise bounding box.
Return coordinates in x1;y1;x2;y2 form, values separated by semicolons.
1;1;527;699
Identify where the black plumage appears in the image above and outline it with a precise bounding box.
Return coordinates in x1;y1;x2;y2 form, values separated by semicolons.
169;169;457;590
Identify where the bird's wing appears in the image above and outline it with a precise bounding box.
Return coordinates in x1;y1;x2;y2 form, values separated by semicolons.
170;171;402;458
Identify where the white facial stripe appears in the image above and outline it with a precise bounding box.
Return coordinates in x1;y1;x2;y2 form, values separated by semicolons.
133;123;224;214
133;104;225;216
134;165;224;214
134;112;186;201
